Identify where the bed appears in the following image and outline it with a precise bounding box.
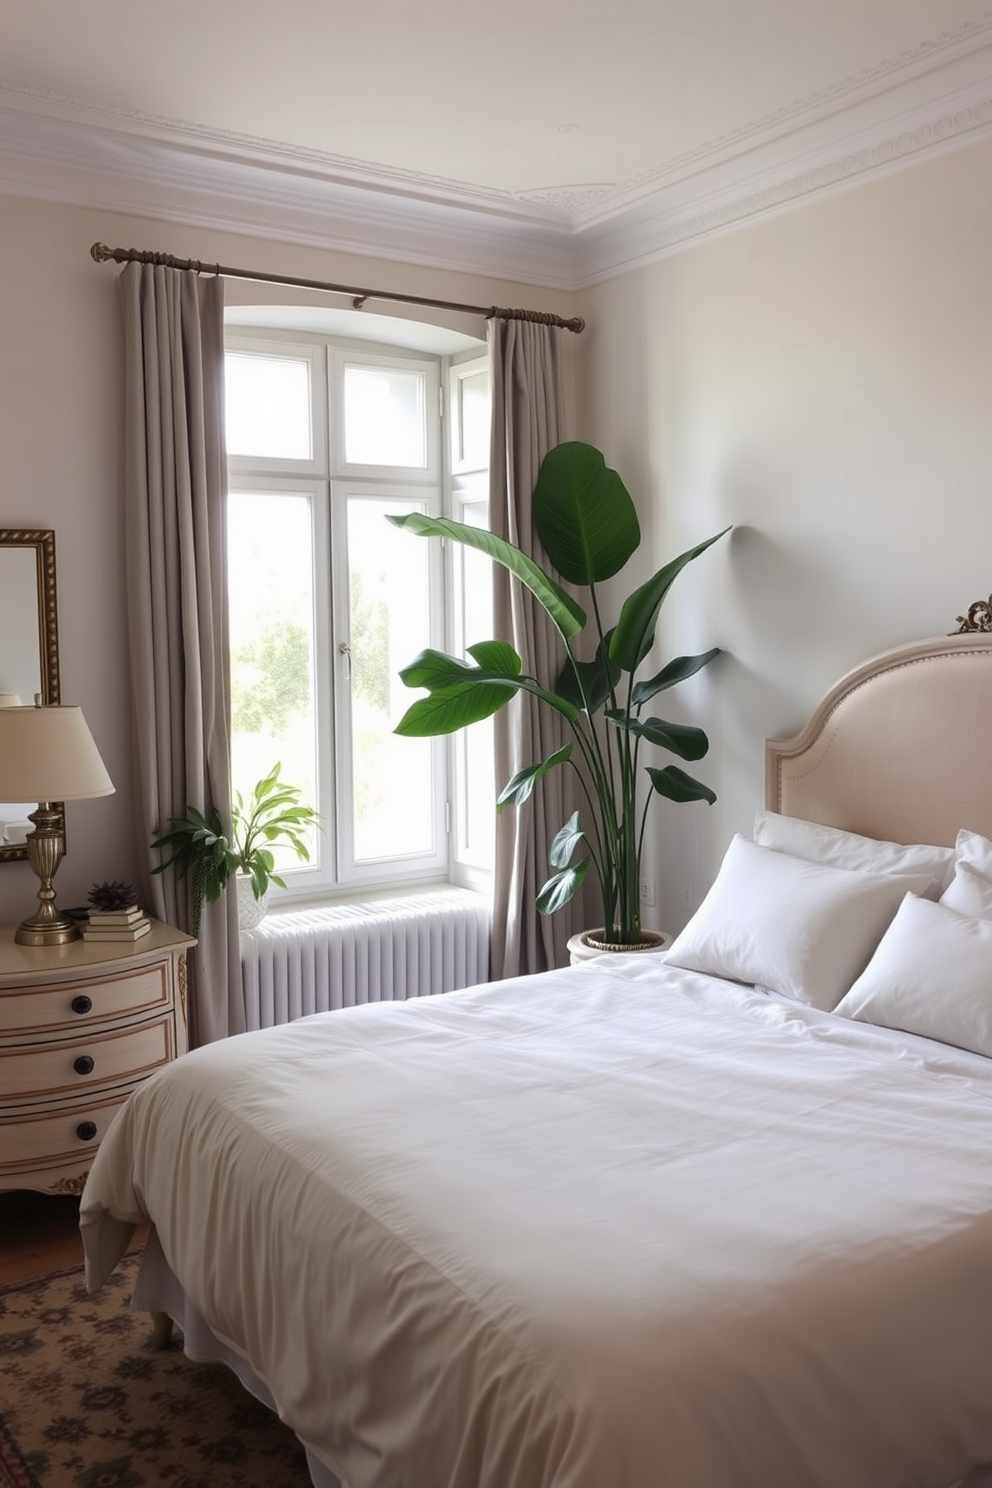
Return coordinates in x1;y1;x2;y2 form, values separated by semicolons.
80;632;992;1488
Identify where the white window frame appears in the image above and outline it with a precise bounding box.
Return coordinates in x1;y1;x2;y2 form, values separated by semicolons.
330;346;441;485
225;473;334;899
447;353;494;891
449;354;492;476
225;329;476;905
330;478;448;888
224;336;326;476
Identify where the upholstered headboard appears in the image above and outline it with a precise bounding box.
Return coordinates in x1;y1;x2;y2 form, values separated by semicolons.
766;634;992;848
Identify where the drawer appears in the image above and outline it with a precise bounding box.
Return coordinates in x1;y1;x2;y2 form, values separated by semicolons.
0;1015;175;1104
0;1089;132;1172
0;963;171;1037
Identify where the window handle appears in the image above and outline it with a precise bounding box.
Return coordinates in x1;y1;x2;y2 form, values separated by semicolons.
339;641;352;681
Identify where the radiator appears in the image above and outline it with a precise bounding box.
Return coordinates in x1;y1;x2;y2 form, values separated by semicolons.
241;888;492;1031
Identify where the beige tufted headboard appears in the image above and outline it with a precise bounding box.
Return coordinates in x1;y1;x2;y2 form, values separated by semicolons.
766;634;992;848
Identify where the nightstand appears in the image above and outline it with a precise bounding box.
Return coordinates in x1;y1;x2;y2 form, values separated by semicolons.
0;920;195;1195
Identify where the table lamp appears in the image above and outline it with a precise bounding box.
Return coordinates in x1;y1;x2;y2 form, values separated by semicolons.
0;703;115;945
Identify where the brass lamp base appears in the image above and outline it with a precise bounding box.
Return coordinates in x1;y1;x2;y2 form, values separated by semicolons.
15;912;81;947
14;802;81;947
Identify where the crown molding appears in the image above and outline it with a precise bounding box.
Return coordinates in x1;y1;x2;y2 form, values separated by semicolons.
1;30;990;292
0;104;580;290
573;43;992;285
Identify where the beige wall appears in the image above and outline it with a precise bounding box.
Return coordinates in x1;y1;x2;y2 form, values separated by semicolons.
577;137;992;934
0;195;580;920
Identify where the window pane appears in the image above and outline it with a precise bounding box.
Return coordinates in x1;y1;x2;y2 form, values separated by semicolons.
348;498;433;861
227;491;318;872
226;353;312;460
457;369;490;468
344;366;426;467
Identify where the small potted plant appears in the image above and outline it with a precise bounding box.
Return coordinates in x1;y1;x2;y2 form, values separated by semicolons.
150;764;320;933
391;441;728;952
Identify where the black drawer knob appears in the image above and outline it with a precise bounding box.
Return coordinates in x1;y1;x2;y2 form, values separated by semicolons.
71;995;93;1015
76;1121;98;1142
73;1055;95;1076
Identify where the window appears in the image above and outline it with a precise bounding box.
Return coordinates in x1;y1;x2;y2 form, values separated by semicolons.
225;331;492;901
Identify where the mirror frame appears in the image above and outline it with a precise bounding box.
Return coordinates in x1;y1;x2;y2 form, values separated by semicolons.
0;528;61;864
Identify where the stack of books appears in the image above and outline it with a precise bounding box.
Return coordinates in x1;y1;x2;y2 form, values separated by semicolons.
82;905;152;943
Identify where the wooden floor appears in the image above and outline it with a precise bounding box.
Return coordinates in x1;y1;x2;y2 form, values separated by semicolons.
0;1189;147;1285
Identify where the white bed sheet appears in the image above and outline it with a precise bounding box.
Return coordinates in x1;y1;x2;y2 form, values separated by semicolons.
80;957;992;1488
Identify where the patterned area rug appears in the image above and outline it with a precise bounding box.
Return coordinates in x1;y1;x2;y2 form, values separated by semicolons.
0;1254;311;1487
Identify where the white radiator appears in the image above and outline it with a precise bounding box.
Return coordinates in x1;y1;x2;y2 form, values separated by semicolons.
240;888;492;1031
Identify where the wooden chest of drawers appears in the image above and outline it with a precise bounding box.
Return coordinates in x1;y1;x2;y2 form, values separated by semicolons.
0;921;194;1195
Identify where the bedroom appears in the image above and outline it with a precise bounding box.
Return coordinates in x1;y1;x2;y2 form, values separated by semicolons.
2;3;992;1484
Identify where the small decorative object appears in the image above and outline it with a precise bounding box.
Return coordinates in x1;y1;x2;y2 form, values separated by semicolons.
87;880;139;913
392;440;729;950
150;764;320;935
84;880;152;940
952;596;992;634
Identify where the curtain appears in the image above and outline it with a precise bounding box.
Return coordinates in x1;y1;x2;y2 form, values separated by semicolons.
119;263;244;1045
488;316;578;978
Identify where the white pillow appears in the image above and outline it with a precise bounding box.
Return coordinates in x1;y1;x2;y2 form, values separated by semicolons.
940;860;992;920
835;893;992;1059
753;811;953;900
664;835;931;1011
954;828;992;879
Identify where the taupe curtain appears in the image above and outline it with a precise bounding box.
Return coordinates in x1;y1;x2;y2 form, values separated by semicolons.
119;263;244;1044
488;317;578;978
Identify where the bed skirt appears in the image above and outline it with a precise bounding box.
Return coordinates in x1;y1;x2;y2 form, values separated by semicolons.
132;1231;343;1488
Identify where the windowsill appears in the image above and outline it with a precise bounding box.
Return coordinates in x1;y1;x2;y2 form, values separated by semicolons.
262;879;491;920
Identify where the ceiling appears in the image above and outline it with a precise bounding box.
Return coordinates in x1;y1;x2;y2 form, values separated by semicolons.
2;1;992;288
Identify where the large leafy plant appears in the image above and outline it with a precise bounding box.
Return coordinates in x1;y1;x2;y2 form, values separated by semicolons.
391;441;729;947
150;764;320;934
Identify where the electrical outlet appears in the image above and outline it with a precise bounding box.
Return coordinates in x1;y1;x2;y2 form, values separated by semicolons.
639;877;655;908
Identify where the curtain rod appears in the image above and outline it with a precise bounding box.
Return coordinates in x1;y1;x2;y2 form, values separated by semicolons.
90;242;585;334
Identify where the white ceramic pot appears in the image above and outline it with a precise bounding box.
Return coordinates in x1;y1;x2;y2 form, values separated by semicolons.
236;874;269;933
567;928;671;966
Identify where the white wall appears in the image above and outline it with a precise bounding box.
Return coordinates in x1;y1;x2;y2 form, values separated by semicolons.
577;137;992;936
0;194;580;921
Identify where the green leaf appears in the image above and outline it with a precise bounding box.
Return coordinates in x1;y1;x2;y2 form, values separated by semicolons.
536;859;589;915
396;652;578;735
496;746;573;813
610;528;730;673
388;512;586;641
532;442;640;585
395;681;516;736
548;810;584;869
399;649;511;692
555;630;621;714
631;649;721;706
467;640;521;675
606;713;710;762
646;765;717;805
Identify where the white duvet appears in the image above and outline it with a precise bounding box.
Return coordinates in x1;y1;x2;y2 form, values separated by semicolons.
81;957;992;1488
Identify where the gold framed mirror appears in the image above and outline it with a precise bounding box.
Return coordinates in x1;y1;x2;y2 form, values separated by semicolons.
0;529;61;863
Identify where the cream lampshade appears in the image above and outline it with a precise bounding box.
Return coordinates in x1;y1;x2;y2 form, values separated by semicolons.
0;704;115;946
